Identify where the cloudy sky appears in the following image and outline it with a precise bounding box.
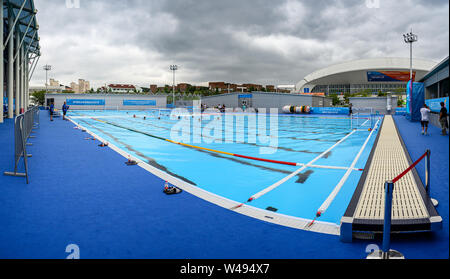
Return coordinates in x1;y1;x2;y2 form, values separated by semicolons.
31;0;449;89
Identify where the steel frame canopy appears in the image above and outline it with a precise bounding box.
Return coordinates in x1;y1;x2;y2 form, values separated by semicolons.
3;0;40;57
1;0;40;123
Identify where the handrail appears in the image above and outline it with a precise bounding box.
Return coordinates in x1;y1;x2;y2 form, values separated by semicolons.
392;151;428;183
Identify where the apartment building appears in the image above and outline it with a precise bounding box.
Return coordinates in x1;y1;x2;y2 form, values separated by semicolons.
107;84;142;93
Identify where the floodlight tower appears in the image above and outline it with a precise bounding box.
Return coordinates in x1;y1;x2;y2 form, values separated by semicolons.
43;64;52;94
170;65;178;106
403;30;418;81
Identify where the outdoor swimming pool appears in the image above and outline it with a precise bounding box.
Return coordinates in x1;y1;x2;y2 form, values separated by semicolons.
68;109;382;229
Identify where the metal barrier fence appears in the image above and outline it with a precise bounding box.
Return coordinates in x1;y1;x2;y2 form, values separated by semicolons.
3;106;40;184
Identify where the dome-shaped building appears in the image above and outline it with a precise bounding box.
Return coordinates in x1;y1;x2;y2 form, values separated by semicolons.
296;57;436;95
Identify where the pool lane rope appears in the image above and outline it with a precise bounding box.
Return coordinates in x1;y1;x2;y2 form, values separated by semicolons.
91;117;303;164
89;116;371;214
306;118;382;228
90;117;364;172
230;129;358;210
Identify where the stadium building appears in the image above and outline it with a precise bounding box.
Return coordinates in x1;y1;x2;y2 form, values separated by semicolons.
295;57;436;95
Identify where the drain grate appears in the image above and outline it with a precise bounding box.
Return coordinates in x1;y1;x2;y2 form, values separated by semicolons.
353;232;375;240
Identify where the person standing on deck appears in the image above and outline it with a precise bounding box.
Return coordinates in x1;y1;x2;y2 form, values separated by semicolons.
49;103;54;122
440;102;448;136
62;102;70;121
420;104;431;135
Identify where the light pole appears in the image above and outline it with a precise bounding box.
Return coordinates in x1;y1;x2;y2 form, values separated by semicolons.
170;65;178;107
403;30;418;81
43;64;52;95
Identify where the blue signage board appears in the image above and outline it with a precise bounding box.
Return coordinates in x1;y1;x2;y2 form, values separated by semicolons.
304;88;310;93
426;97;449;113
67;99;105;106
2;97;14;105
123;100;157;106
395;107;408;115
309;107;349;115
238;94;253;99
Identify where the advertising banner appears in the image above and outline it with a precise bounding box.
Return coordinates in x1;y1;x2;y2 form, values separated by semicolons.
238;94;253;99
395;107;408;115
309;107;349;115
66;99;105;106
425;97;449;113
300;92;325;96
367;71;415;82
2;97;14;105
123;100;157;106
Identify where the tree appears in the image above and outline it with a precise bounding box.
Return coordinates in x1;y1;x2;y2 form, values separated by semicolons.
343;92;351;104
188;85;196;94
164;86;171;94
329;94;340;106
31;90;46;106
393;88;406;95
360;89;371;97
167;95;173;104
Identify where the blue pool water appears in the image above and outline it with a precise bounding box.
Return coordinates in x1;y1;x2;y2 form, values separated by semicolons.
68;109;381;225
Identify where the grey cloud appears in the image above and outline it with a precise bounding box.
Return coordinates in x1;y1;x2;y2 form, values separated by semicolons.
31;0;449;88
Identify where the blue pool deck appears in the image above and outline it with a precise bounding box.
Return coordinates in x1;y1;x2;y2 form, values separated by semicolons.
0;112;448;259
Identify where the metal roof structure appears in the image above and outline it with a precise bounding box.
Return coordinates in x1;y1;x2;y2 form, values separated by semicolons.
420;56;449;82
2;0;40;56
1;0;40;123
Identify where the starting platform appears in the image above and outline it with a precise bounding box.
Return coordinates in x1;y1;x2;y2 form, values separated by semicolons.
340;115;442;242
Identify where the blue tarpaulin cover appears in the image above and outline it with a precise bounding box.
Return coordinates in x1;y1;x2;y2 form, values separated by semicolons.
406;80;424;122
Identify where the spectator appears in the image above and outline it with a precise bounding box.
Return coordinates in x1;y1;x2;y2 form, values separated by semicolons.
439;102;448;136
49;103;54;122
420;104;431;135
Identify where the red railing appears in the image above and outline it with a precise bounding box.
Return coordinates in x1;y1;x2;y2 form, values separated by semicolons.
392;151;428;183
